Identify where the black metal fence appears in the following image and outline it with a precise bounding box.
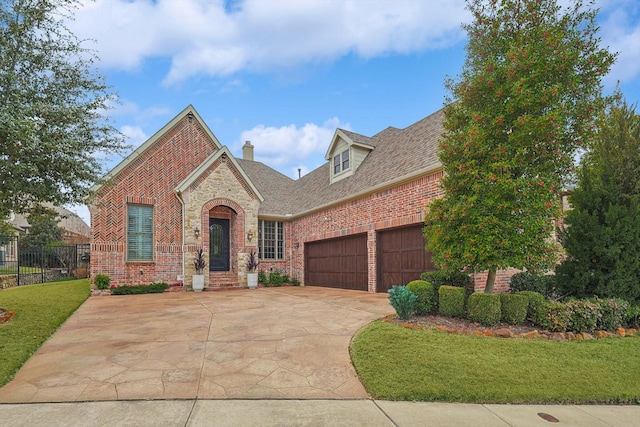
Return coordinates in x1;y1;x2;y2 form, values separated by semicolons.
0;235;90;288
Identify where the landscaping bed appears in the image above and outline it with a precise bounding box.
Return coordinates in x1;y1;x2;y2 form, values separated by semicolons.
389;313;637;340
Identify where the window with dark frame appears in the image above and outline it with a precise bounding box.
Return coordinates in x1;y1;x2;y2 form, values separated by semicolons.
333;149;350;174
127;204;153;261
258;220;284;260
342;149;349;170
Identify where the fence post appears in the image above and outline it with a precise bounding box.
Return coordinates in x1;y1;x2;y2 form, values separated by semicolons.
17;235;21;287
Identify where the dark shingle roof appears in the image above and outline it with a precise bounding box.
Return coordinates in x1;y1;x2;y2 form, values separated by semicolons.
239;109;444;217
337;129;376;148
236;159;298;216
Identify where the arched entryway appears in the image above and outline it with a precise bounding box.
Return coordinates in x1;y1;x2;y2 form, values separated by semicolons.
207;205;238;286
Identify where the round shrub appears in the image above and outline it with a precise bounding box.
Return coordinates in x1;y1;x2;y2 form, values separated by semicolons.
516;291;546;322
499;294;528;325
596;298;628;331
565;299;600;333
406;280;436;315
534;301;571;332
438;285;465;318
467;293;501;326
388;285;417;320
94;274;110;290
624;305;640;328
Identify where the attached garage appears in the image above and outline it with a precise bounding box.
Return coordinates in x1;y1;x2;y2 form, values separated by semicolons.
377;224;435;293
304;234;368;291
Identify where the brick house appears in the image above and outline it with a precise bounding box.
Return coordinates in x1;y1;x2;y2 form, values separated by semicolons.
89;105;515;293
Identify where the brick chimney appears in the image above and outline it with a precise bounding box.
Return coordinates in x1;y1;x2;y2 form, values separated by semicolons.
242;141;254;161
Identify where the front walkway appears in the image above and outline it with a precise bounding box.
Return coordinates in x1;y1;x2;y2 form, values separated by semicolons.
0;287;393;403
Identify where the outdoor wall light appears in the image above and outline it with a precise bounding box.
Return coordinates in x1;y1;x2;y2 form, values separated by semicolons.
194;227;200;238
247;229;254;242
294;242;299;249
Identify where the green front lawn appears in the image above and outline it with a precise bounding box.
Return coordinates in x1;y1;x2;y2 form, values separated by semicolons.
351;320;640;404
0;279;90;386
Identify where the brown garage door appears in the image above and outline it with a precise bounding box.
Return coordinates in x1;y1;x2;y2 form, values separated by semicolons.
377;224;435;293
305;234;368;291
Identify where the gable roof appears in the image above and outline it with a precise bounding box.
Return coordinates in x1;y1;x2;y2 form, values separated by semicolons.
324;128;375;160
90;105;222;194
239;108;445;218
176;146;264;203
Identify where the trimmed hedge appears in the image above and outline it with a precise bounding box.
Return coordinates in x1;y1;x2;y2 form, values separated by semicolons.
499;294;528;325
421;270;474;309
509;272;559;299
111;282;169;295
535;301;571;332
467;293;501;326
566;299;600;333
406;280;435;315
438;286;465;318
596;298;628;331
516;291;546;322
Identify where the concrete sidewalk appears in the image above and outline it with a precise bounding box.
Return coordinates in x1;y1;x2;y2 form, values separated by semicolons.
1;399;639;426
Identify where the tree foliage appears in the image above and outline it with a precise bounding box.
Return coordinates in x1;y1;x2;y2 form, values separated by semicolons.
0;0;127;219
424;0;615;292
556;95;640;304
21;205;62;249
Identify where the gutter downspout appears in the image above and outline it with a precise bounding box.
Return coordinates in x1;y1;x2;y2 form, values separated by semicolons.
175;191;186;283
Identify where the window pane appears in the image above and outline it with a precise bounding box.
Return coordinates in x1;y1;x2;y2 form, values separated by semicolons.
127;205;153;261
258;220;284;260
342;150;349;170
277;222;284;259
334;154;341;174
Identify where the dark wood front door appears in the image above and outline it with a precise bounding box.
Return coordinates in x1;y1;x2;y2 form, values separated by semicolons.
209;218;230;271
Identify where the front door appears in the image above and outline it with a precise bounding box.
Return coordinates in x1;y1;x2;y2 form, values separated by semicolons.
209;218;230;271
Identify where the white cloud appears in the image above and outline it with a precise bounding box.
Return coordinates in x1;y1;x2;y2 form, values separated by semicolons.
71;0;468;85
238;117;349;178
599;2;640;86
121;125;149;148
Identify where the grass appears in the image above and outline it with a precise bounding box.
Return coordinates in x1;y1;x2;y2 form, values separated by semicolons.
0;266;42;275
0;279;90;386
351;320;640;404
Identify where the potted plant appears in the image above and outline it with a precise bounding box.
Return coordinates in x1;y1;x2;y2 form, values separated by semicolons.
193;248;206;292
246;250;259;289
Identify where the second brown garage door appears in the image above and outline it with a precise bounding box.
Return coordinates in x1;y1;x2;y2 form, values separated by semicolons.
305;234;368;291
377;224;436;293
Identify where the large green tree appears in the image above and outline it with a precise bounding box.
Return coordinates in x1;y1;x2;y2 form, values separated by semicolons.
424;0;615;292
21;205;62;249
0;0;126;219
556;95;640;304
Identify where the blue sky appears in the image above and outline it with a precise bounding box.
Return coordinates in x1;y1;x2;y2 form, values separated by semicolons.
66;0;640;224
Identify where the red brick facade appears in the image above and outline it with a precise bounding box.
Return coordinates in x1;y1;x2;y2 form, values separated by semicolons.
89;114;218;286
90;107;517;293
288;171;444;292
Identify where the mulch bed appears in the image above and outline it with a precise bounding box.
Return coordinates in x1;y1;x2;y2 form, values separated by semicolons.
387;313;636;340
0;308;16;324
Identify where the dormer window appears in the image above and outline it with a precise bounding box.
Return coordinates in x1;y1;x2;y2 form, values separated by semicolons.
333;149;349;174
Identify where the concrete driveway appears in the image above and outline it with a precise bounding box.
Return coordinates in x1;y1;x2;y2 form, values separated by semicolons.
0;287;393;403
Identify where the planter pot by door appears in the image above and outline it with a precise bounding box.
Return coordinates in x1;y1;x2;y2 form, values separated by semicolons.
193;275;205;292
247;272;258;289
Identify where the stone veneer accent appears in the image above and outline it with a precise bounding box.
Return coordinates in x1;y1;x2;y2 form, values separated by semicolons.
180;157;260;289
